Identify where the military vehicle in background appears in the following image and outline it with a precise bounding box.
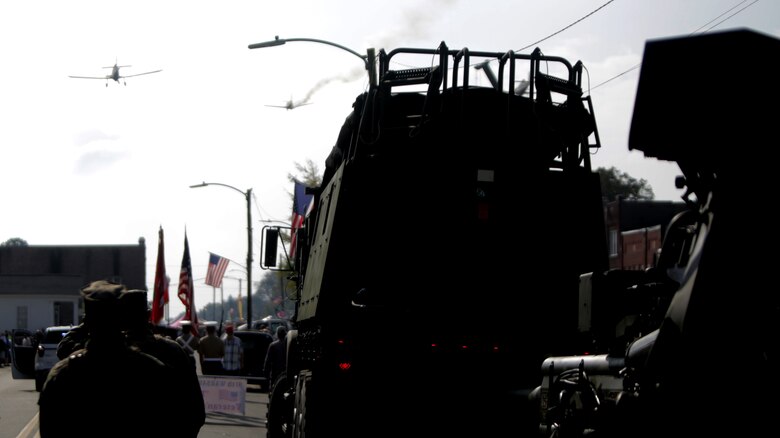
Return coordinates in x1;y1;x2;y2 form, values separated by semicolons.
261;40;606;438
533;29;780;437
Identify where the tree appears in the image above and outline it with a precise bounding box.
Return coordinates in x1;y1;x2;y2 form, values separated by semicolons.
287;159;322;189
596;166;654;202
277;159;323;259
255;159;325;320
1;237;28;247
256;270;292;319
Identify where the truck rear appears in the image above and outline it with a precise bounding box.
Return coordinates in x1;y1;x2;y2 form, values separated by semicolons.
264;41;605;437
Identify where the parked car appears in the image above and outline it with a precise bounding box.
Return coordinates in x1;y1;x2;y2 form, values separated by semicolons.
9;329;36;382
34;326;74;391
237;316;293;338
232;329;274;391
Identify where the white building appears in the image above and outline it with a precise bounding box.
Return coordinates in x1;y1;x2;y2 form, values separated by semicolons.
0;239;147;332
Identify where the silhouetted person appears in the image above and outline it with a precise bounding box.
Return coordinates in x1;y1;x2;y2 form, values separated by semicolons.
120;290;205;438
257;322;271;335
56;321;89;360
198;324;224;375
175;320;200;371
321;93;364;189
0;332;8;368
38;280;177;437
220;324;243;376
263;326;288;390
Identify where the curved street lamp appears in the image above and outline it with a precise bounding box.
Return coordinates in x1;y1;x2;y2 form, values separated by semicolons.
248;36;376;87
189;181;254;329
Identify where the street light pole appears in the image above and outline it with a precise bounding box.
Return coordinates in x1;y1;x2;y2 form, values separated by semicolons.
226;269;246;321
190;181;254;329
248;36;376;87
223;274;244;322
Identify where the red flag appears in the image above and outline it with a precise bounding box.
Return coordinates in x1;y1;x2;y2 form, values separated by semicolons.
150;226;168;324
178;232;199;336
205;252;230;288
290;180;314;258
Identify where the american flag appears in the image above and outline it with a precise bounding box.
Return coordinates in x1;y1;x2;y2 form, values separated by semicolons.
178;232;199;336
219;389;240;401
150;226;168;325
290;180;314;258
205;252;230;288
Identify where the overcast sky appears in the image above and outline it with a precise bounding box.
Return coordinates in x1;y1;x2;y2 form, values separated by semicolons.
1;0;777;319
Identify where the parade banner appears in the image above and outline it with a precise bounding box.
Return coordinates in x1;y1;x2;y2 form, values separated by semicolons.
198;376;246;415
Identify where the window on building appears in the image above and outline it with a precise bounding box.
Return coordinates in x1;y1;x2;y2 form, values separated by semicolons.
17;306;28;329
608;229;619;256
53;301;75;326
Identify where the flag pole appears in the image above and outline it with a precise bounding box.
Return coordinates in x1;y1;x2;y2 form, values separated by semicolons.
238;278;244;322
212;285;216;321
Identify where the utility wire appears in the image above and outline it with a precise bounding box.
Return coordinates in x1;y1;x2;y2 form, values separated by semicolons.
389;0;616;71
515;0;616;53
591;0;760;91
691;0;754;34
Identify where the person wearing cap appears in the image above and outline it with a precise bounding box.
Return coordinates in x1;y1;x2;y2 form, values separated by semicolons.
198;323;225;375
56;287;103;360
120;290;205;437
38;280;178;437
220;324;243;376
175;320;200;371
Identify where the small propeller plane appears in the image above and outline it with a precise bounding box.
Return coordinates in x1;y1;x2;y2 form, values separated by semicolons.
265;97;312;110
69;60;162;87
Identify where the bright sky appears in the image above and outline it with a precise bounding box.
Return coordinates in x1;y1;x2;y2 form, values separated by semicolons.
1;0;777;318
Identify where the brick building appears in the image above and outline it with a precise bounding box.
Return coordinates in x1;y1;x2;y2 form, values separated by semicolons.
604;198;687;270
0;238;147;332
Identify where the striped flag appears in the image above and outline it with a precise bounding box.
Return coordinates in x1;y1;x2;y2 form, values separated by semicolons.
290;180;314;258
205;252;230;288
178;232;199;336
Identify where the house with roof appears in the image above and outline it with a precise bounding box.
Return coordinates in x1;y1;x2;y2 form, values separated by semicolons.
0;238;146;332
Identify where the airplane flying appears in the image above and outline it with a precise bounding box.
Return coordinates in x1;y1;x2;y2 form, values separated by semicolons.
265;97;312;110
69;60;162;87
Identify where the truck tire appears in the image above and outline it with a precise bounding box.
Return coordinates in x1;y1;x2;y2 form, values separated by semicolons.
293;374;308;438
267;372;293;438
293;373;310;438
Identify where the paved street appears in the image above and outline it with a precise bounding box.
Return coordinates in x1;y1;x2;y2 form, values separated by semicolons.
2;364;269;438
9;386;268;438
197;384;268;438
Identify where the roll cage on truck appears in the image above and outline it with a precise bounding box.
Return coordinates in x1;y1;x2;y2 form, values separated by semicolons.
261;41;605;438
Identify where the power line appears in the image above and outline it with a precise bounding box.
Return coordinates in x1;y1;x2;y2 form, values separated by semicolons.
251;190;278;224
591;0;760;91
388;0;616;71
590;63;641;91
516;0;616;54
691;0;754;34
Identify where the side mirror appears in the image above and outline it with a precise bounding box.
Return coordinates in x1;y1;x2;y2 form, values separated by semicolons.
263;228;279;268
